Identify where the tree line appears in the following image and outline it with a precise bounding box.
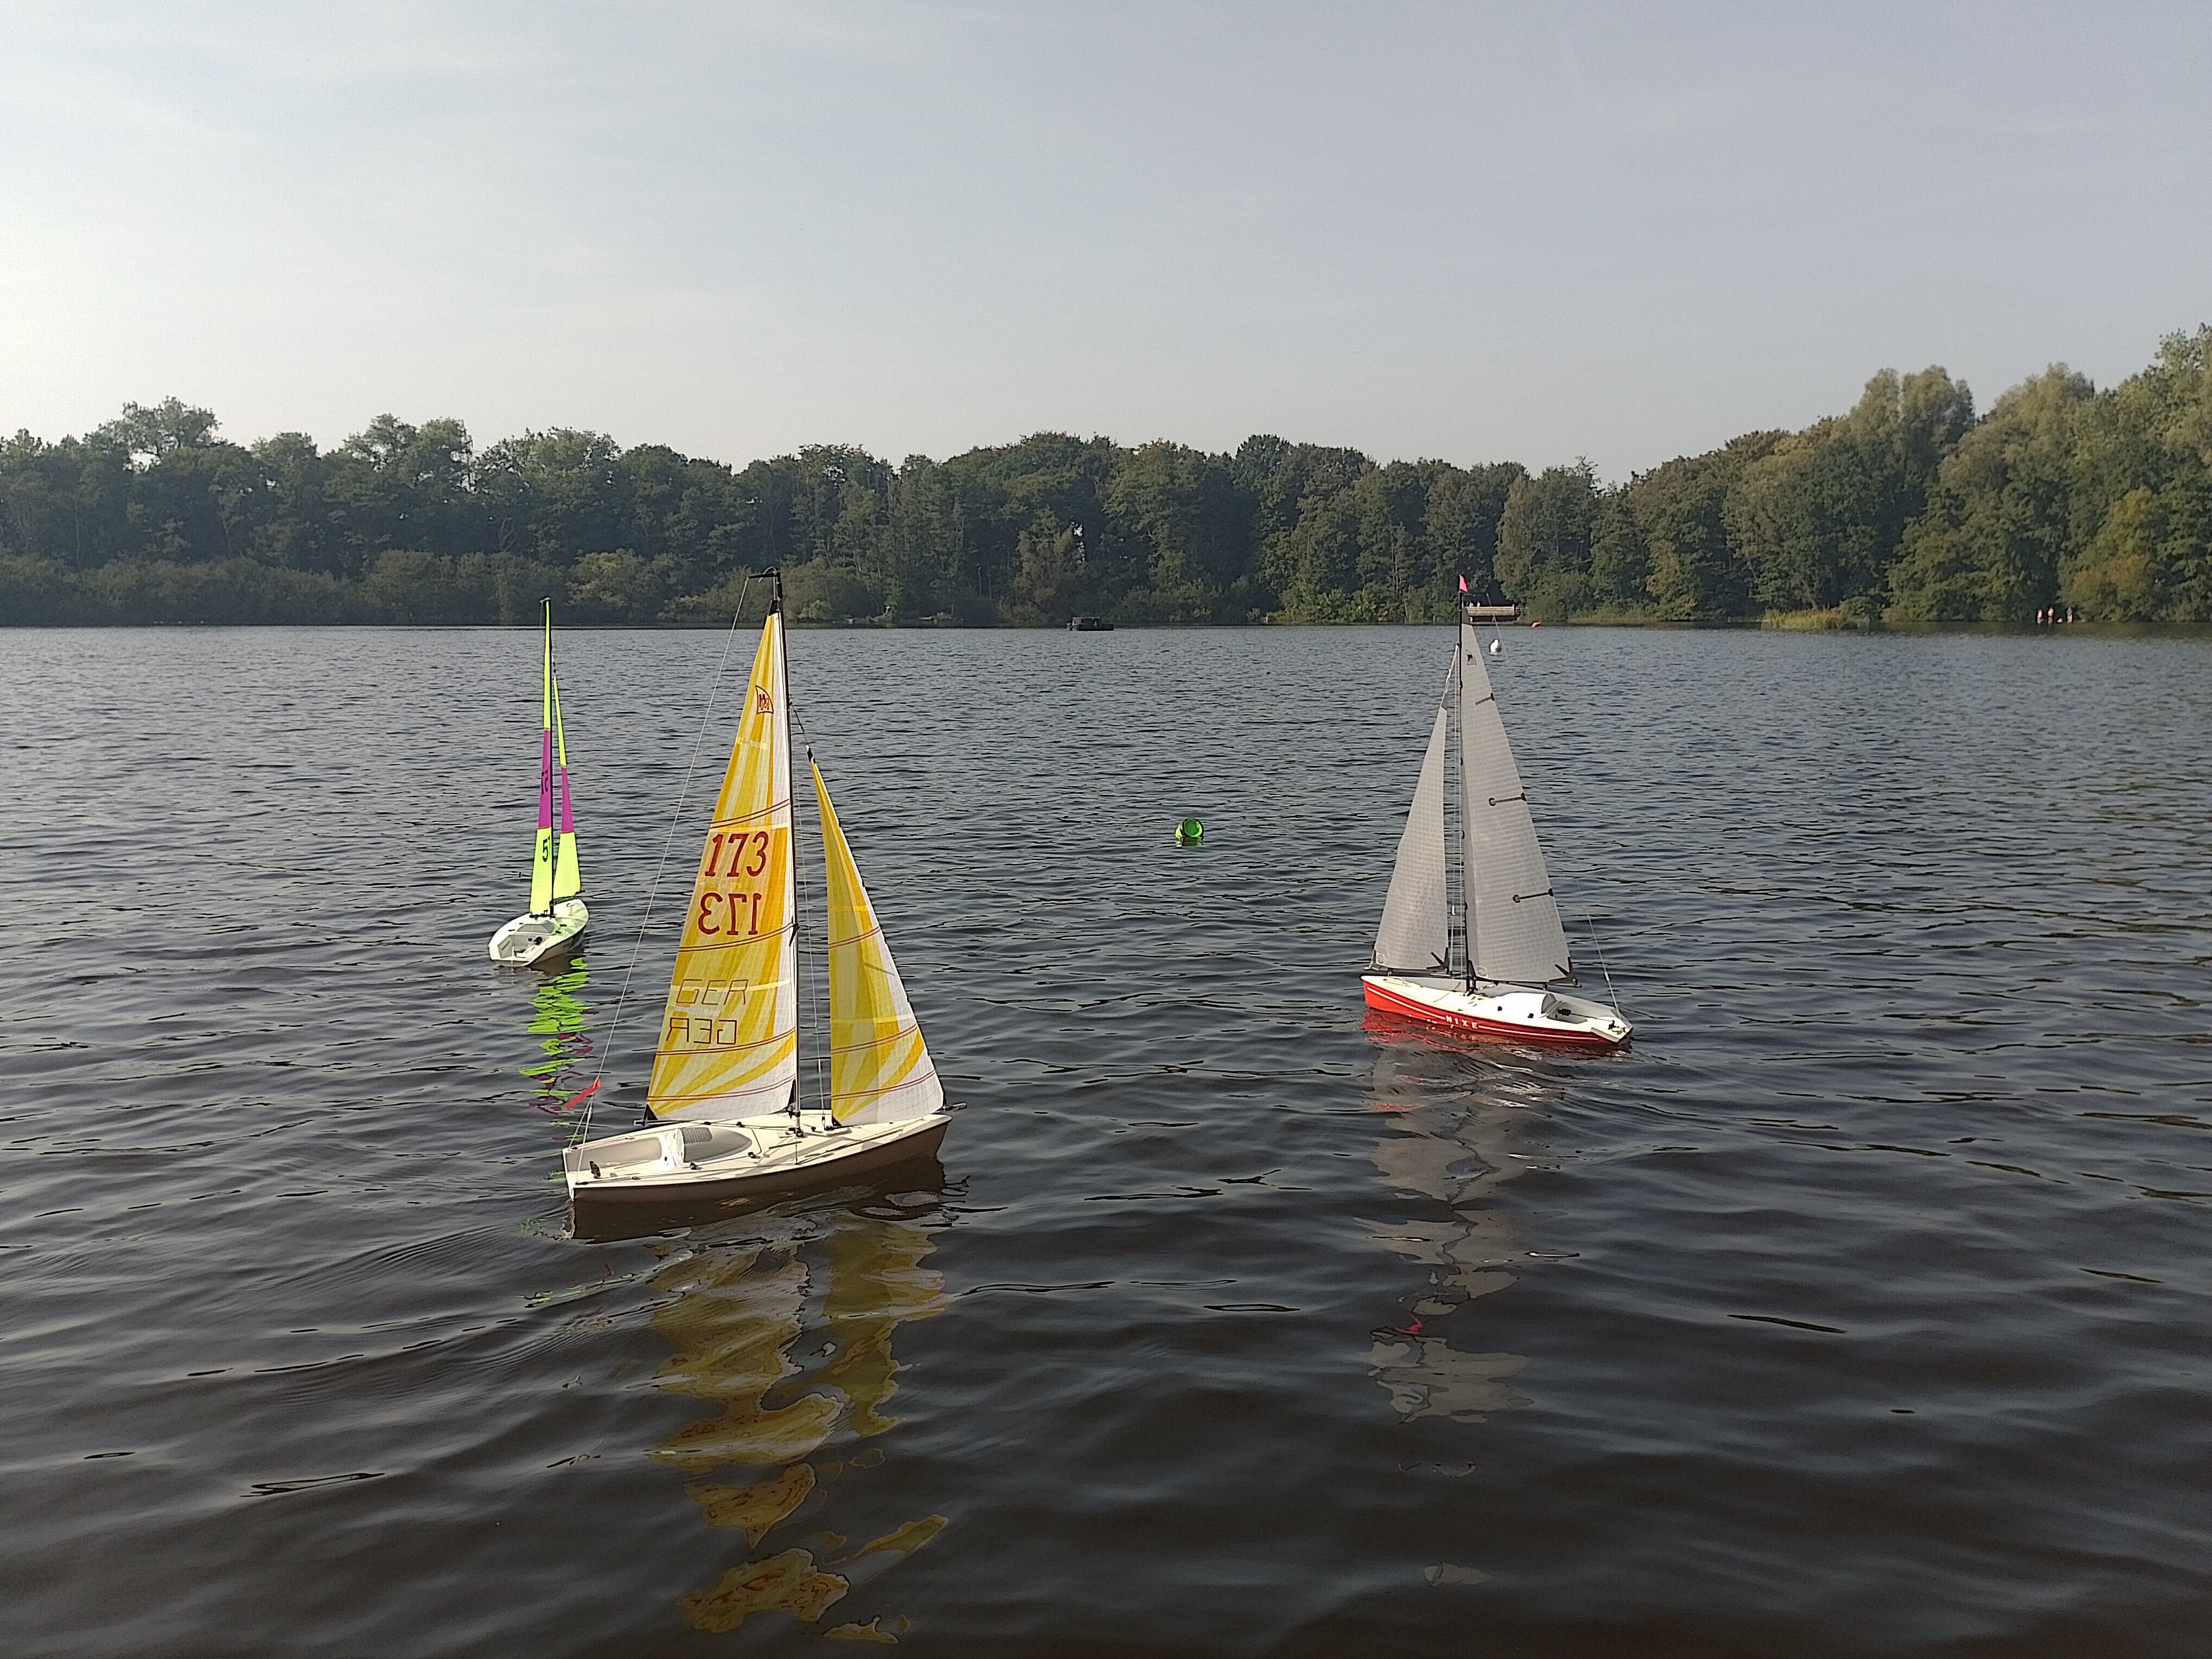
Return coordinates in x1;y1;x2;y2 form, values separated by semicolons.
3;326;2207;628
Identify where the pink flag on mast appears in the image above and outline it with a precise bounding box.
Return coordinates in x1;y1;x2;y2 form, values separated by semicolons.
1458;576;1469;594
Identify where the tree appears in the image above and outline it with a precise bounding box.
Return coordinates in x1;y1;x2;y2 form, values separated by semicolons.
1424;462;1522;602
1631;432;1782;620
1104;441;1252;621
326;416;485;573
1886;368;2089;625
1495;462;1600;620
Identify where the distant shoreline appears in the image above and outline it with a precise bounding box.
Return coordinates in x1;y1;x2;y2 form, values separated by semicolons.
7;324;2208;630
7;615;2208;639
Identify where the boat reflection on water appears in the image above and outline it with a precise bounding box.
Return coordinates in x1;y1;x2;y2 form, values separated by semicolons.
632;1173;953;1639
522;955;594;1115
1361;1009;1564;1426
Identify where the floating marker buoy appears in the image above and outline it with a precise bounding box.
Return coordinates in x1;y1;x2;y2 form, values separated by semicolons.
1488;639;1501;655
1175;818;1205;845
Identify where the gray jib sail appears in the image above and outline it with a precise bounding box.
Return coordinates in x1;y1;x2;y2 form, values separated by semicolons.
1373;673;1452;974
1458;621;1571;987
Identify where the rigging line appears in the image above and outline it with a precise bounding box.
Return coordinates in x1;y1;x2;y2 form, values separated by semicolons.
573;575;758;1145
1577;904;1628;1020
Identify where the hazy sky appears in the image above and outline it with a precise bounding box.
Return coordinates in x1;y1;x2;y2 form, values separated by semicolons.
4;1;2209;478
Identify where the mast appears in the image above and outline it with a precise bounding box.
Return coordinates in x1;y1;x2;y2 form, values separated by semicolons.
1456;605;1475;988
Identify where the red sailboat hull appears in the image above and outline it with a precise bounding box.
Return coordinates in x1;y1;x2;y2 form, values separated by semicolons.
1362;974;1630;1053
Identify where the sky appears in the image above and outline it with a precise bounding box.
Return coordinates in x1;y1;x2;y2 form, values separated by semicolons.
3;1;2209;479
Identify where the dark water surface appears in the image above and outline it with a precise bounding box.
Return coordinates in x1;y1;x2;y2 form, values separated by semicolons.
4;625;2209;1658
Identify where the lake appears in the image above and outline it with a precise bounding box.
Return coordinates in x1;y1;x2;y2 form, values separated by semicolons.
3;622;2208;1657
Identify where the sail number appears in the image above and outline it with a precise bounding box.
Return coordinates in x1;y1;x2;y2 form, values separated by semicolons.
696;889;768;936
706;831;771;878
696;829;780;937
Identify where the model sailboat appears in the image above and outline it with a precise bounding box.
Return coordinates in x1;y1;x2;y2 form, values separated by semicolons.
564;581;949;1205
1361;598;1631;1051
488;606;590;967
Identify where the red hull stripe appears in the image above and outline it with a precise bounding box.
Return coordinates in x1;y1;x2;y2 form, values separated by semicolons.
1362;979;1626;1052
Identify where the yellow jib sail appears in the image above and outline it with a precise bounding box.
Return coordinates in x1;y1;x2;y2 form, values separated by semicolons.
809;758;943;1126
529;609;558;914
648;614;799;1120
550;674;582;902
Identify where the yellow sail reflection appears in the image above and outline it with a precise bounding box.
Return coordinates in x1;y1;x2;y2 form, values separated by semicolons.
1361;1023;1561;1424
641;1204;951;1637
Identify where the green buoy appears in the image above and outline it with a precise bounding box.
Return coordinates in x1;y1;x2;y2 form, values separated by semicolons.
1175;817;1205;845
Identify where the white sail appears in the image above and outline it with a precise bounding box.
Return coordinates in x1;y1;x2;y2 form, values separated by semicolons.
1458;616;1572;988
1373;666;1452;975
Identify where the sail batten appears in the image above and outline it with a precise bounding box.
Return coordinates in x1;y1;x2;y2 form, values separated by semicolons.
1373;670;1452;975
647;613;800;1121
1457;618;1572;987
811;758;943;1127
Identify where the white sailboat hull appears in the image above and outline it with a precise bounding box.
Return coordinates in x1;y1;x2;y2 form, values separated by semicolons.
565;1109;949;1205
488;897;590;967
1363;974;1630;1052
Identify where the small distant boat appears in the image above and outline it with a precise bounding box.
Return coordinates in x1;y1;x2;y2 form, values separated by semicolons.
1362;600;1629;1051
1066;616;1114;632
565;572;949;1207
488;606;589;967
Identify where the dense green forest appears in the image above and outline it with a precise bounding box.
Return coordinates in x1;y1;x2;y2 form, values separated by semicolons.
4;326;2208;627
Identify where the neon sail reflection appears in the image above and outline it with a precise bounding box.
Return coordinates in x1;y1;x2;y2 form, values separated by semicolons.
522;956;594;1118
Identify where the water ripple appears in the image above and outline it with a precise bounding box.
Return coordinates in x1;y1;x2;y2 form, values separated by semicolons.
2;625;2209;1657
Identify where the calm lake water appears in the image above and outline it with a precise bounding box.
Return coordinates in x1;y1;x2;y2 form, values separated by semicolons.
3;623;2209;1658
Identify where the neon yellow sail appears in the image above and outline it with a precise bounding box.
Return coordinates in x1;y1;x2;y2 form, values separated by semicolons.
526;604;584;914
549;674;582;902
808;757;944;1126
647;613;799;1120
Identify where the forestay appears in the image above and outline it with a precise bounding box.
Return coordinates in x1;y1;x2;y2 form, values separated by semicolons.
810;757;944;1126
1373;664;1453;975
1458;619;1572;987
646;613;800;1120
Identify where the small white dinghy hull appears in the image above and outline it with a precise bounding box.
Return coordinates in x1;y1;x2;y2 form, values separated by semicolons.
1363;973;1630;1052
565;1109;949;1206
487;898;590;968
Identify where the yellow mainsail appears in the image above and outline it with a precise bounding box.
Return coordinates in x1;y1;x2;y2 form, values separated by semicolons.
647;614;800;1120
809;758;944;1126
